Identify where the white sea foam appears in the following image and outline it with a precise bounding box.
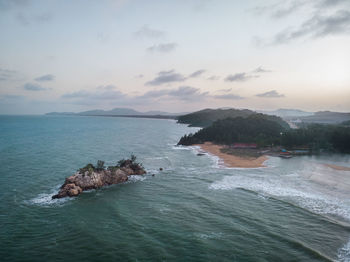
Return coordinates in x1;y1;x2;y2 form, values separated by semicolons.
128;175;146;182
337;238;350;262
26;186;70;207
194;232;224;240
172;145;192;150
209;174;350;222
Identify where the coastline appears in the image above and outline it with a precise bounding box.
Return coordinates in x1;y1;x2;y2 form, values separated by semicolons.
324;163;350;171
194;142;268;168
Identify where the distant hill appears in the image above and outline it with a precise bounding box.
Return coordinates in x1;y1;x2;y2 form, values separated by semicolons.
46;108;184;116
258;108;313;118
176;108;290;129
46;112;76;116
299;111;350;124
78;108;141;116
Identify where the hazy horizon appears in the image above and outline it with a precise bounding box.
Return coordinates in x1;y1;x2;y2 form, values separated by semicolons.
1;0;350;114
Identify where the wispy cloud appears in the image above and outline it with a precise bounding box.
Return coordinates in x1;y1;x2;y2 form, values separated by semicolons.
146;43;177;53
16;12;53;26
0;68;17;81
253;67;271;73
214;94;244;100
23;83;49;91
145;70;186;86
35;74;55;82
61;84;244;106
273;10;350;44
217;88;232;92
142;86;209;101
225;72;258;82
188;69;206;78
62;89;125;100
207;75;220;81
134;25;165;38
256;90;285;98
96;85;117;90
253;0;350;45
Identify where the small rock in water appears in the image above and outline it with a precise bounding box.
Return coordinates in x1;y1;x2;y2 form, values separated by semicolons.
159;168;163;171
152;174;155;177
52;156;146;199
197;153;205;156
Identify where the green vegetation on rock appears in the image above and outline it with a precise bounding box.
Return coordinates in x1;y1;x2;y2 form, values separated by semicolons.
176;108;290;129
178;116;350;153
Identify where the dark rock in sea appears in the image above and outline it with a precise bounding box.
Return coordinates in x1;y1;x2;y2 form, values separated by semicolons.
52;157;146;199
197;153;205;156
159;168;163;171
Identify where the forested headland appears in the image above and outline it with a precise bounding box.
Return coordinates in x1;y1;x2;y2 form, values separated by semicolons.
178;114;350;153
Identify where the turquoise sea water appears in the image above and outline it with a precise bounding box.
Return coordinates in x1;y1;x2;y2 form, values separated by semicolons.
0;115;350;261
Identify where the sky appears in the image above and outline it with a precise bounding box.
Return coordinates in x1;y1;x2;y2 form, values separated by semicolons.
0;0;350;114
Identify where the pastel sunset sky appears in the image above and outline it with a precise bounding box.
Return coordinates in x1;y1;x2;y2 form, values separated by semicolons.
1;0;350;114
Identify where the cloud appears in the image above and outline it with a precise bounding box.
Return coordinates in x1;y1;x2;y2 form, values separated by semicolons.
34;74;55;82
217;88;232;92
0;68;17;81
1;94;24;100
142;86;209;101
62;88;125;100
253;1;350;45
0;0;29;11
146;43;177;53
214;94;244;100
145;70;186;86
16;12;53;26
273;10;350;44
256;90;285;98
135;74;144;79
207;75;220;81
188;69;206;78
134;25;165;38
253;67;271;73
22;83;49;91
96;85;117;90
62;85;211;105
317;0;350;8
225;72;258;82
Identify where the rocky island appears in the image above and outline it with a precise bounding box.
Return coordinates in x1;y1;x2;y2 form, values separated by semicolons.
52;155;146;199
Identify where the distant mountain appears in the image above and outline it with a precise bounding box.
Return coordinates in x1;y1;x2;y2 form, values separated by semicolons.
46;108;184;116
176;108;290;129
299;111;350;124
46;112;76;115
257;108;313;118
78;108;141;116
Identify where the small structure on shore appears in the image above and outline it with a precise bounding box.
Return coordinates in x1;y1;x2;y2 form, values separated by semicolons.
279;149;293;158
232;143;257;149
52;155;146;199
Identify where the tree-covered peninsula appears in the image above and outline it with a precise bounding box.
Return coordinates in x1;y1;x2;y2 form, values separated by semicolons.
176;108;290;129
178;115;350;153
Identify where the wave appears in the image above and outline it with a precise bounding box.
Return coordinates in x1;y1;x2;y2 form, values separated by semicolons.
337;238;350;262
127;175;146;182
209;174;350;223
25;185;71;207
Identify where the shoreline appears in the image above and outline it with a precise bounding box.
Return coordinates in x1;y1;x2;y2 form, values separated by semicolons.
324;163;350;171
194;142;268;168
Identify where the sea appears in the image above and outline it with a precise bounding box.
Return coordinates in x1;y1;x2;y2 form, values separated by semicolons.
0;115;349;262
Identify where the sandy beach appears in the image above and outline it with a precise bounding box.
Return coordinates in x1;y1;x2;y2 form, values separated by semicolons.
324;163;350;171
195;142;268;168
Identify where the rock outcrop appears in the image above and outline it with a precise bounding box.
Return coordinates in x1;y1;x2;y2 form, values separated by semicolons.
52;158;146;199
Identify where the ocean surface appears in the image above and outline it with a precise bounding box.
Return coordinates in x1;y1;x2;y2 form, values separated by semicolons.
0;115;350;262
